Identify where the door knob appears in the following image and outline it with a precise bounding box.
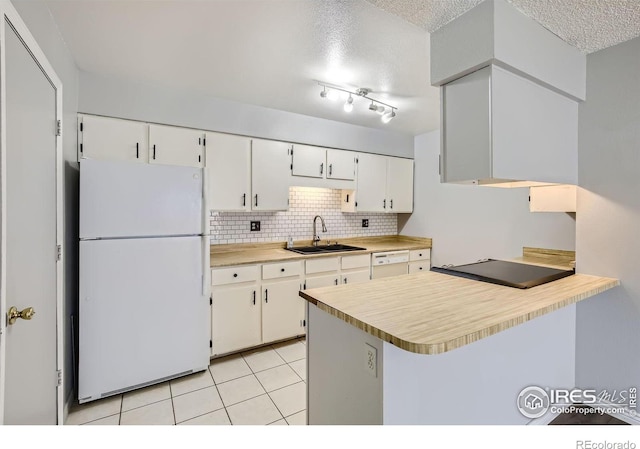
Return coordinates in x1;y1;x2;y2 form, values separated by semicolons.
7;306;36;325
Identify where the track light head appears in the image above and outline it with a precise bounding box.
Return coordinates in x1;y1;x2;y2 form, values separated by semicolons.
344;94;354;112
369;101;377;112
381;109;396;124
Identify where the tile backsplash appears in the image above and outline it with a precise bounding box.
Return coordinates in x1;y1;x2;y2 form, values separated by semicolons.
209;186;397;244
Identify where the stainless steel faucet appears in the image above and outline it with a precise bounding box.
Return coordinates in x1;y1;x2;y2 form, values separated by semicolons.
312;215;327;246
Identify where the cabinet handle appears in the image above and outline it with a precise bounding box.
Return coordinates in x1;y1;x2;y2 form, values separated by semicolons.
345;194;349;203
329;164;332;176
343;277;347;284
153;144;156;160
264;289;268;303
383;199;386;209
136;142;139;159
419;253;422;257
390;199;393;209
255;194;258;207
233;273;238;278
419;267;423;271
242;193;246;207
334;278;338;285
253;290;256;305
281;268;285;272
320;163;324;176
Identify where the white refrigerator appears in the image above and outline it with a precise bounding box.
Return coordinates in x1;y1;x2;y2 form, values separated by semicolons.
78;159;210;403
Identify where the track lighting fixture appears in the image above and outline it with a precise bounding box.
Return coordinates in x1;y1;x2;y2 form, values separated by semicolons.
317;81;397;124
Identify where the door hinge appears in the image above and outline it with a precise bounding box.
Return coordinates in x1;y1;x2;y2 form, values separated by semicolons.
56;245;62;261
57;369;63;387
210;297;212;306
209;340;213;349
56;120;62;136
79;122;83;132
355;157;359;164
80;143;83;154
203;138;206;146
290;164;293;170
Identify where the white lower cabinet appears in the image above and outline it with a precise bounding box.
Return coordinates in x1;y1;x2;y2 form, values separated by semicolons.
409;248;431;274
211;285;261;356
305;274;340;289
341;270;370;285
261;278;306;343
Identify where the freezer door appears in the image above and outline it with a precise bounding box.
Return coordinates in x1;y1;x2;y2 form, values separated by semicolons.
80;159;203;239
79;236;209;402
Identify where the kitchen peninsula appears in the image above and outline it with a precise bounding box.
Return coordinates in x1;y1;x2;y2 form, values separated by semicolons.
300;269;618;424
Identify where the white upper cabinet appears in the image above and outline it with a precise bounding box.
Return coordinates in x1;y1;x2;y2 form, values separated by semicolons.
79;114;148;163
354;153;388;213
291;144;326;178
251;139;290;211
386;157;414;213
326;149;356;181
148;124;204;168
205;133;251;212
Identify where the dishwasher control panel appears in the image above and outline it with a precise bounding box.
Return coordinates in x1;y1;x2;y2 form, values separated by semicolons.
372;250;409;265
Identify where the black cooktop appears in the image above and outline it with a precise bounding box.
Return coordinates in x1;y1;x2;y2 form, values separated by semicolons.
430;259;575;289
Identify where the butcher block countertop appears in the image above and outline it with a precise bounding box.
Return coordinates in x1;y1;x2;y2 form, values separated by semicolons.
300;271;619;355
210;235;432;268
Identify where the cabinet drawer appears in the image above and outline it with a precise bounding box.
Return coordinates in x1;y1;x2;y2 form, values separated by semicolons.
212;265;259;286
409;261;430;274
262;261;303;280
409;249;431;262
305;274;340;289
306;257;340;274
341;254;370;270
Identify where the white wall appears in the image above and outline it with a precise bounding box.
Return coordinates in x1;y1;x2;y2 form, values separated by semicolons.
11;0;79;406
78;71;414;158
575;36;640;396
400;130;576;267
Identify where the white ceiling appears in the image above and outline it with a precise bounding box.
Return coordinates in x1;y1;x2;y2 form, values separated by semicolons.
46;0;640;137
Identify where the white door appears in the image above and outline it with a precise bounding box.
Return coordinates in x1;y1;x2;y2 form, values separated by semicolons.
79;237;208;403
251;139;290;211
149;124;204;168
211;285;261;356
205;132;251;212
262;280;304;343
80;159;203;238
386;157;414;213
326;149;356;181
356;153;387;212
2;15;62;424
79;114;148;163
291;144;326;178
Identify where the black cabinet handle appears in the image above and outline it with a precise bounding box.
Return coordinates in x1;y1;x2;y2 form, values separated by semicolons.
136;142;139;159
242;193;246;207
264;289;268;303
253;290;256;305
153;144;156;160
383;199;386;209
343;277;347;284
255;194;258;207
281;268;285;272
390;199;393;209
329;164;332;176
419;253;422;257
320;163;324;176
233;273;238;278
419;267;423;271
334;278;338;285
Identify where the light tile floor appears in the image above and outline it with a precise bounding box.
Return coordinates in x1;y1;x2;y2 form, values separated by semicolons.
66;337;307;426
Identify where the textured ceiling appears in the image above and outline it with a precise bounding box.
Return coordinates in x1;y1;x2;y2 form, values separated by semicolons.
366;0;640;53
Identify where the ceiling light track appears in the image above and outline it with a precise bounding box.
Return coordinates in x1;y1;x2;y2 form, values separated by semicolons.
316;81;397;123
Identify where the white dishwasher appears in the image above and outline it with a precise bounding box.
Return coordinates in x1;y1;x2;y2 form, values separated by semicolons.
371;250;409;279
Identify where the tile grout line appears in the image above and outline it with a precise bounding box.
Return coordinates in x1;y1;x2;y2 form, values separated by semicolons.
169;382;177;425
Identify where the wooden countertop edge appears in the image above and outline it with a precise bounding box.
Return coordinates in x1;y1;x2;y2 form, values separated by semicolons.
299;277;620;355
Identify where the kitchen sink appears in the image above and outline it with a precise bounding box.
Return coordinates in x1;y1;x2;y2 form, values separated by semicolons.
286;244;366;254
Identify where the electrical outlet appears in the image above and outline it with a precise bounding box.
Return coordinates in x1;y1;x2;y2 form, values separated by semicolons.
364;343;377;378
362;219;369;228
250;221;261;232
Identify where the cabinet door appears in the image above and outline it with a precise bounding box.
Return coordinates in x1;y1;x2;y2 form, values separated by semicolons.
211;285;261;356
326;149;356;180
305;274;340;289
341;270;370;285
291;144;326;178
355;153;387;212
251;139;290;211
80;115;148;163
262;279;305;343
386;157;414;213
206;133;251;211
149;124;204;168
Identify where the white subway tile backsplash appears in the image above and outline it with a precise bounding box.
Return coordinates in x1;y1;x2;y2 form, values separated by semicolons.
209;186;397;244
